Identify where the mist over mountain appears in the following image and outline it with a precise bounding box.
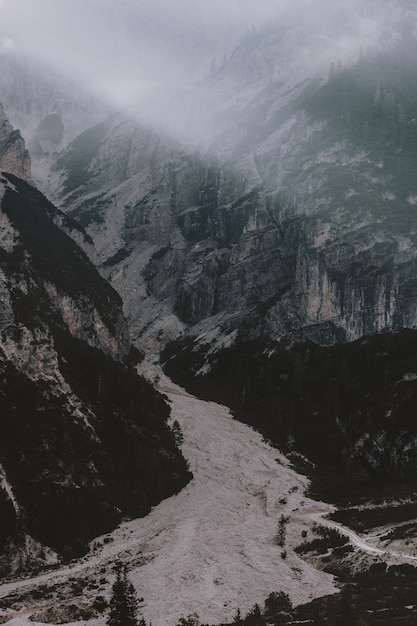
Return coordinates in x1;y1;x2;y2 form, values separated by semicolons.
1;0;415;138
2;1;417;624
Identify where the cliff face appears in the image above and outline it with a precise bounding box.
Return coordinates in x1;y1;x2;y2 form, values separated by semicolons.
5;1;417;355
53;108;417;353
43;7;417;488
0;132;191;574
0;52;109;200
0;104;31;180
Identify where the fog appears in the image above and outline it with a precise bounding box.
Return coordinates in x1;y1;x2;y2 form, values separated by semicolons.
0;0;279;106
0;0;411;141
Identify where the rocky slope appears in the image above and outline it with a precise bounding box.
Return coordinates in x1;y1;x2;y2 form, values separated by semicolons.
54;33;417;351
1;1;417;619
0;52;108;191
4;1;417;353
0;104;31;180
0;113;191;575
42;1;417;487
1;0;416;493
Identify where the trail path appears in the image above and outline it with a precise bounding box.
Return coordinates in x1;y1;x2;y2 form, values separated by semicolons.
309;511;417;562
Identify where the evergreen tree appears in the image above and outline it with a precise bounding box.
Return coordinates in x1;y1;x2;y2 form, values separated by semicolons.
171;419;184;447
107;565;140;626
244;604;264;626
264;591;292;616
274;515;289;547
340;584;356;626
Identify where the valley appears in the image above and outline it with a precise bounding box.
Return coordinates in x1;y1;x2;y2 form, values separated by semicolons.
1;1;417;624
1;367;417;626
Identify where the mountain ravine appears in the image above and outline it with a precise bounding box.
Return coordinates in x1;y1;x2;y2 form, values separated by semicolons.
2;0;417;583
2;1;417;624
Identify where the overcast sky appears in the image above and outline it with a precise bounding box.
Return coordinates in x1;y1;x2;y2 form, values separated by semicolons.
0;0;412;136
0;0;282;106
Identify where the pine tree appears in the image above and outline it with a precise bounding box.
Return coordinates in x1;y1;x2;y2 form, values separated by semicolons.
171;419;184;447
264;591;292;616
233;608;243;626
107;565;139;626
177;614;199;626
244;604;264;626
274;515;289;547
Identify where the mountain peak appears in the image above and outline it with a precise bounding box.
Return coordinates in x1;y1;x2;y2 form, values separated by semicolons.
0;104;31;180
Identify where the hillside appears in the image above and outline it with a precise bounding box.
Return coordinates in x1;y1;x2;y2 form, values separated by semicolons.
0;113;191;573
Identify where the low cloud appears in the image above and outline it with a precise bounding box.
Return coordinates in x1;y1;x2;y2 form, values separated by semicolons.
1;36;15;51
0;0;413;141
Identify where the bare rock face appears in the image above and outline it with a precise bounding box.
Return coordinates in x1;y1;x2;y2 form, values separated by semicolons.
46;11;417;358
0;103;31;180
0;166;191;575
42;12;417;491
53;110;417;357
4;0;417;356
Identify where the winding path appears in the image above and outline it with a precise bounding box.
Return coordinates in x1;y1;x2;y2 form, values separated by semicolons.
309;511;417;562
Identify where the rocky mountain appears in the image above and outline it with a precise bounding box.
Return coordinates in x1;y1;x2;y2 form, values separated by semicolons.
0;111;190;575
2;1;417;623
0;103;31;180
36;1;417;488
1;0;417;562
52;20;417;346
0;52;109;192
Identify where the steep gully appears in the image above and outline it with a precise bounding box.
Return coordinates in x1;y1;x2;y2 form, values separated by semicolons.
0;369;416;626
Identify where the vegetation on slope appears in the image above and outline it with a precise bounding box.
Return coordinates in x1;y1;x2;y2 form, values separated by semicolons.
162;329;417;500
0;174;192;565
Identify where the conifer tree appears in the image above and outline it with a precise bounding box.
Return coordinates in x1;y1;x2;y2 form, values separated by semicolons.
107;565;139;626
233;608;243;626
244;603;264;626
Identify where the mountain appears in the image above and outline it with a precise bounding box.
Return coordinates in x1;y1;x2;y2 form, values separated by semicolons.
2;1;417;623
0;103;31;180
0;111;190;575
36;1;417;489
0;51;109;195
46;2;417;342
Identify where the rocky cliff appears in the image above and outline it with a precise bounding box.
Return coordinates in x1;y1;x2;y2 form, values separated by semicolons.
0;104;31;180
44;3;417;488
0;52;108;197
0;113;191;574
53;74;417;354
6;1;417;353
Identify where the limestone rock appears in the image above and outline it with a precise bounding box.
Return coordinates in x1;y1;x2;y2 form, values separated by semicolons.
0;103;31;179
0;168;191;574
